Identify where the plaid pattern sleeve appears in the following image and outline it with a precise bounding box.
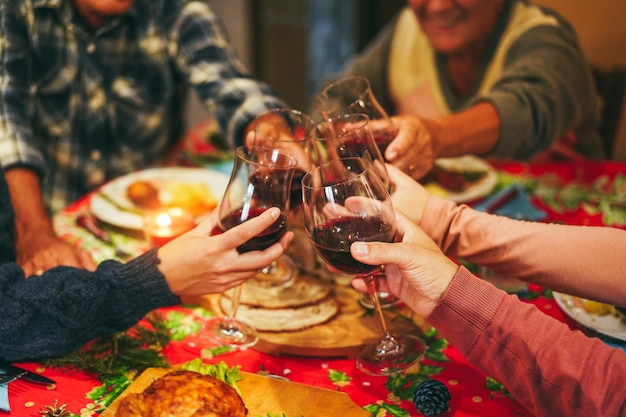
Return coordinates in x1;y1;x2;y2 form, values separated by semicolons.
0;0;285;212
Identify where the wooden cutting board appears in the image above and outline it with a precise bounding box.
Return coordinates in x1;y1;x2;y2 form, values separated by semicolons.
184;275;429;358
101;367;370;417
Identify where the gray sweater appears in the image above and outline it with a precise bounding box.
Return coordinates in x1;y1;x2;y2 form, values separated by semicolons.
342;0;604;160
0;173;180;362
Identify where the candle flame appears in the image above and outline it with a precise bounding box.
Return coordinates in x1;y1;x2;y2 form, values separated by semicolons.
156;213;173;228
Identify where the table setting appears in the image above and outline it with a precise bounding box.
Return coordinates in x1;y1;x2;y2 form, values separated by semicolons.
3;107;626;416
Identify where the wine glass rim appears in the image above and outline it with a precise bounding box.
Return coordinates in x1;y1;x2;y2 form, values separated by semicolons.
235;145;298;169
253;108;315;144
315;75;372;113
301;157;374;189
313;113;370;141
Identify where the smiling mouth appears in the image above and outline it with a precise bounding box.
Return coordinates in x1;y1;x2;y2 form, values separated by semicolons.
421;11;466;29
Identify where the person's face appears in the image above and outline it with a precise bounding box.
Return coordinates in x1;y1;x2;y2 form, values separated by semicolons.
71;0;136;28
407;0;503;56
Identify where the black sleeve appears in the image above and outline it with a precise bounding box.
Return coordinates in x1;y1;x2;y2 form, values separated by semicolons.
0;249;180;361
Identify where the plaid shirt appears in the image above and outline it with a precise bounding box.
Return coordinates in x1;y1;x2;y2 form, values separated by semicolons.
0;0;285;213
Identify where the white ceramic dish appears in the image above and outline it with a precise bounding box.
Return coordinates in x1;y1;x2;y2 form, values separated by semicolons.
554;292;626;342
90;167;229;230
424;155;498;203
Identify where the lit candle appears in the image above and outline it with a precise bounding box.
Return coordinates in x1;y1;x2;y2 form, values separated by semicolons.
143;207;195;247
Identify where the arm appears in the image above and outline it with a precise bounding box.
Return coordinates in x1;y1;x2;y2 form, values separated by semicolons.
384;13;601;177
0;5;96;273
384;103;500;179
421;195;626;307
167;2;286;147
483;24;601;159
0;207;292;361
387;163;626;307
350;213;626;417
0;251;178;361
4;168;96;275
429;268;626;417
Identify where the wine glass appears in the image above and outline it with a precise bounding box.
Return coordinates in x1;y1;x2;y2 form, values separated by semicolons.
315;75;398;157
301;157;425;375
312;112;400;306
251;108;316;286
203;146;297;347
311;112;390;190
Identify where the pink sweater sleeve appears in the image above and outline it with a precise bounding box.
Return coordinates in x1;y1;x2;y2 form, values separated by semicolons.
427;267;626;417
420;196;626;307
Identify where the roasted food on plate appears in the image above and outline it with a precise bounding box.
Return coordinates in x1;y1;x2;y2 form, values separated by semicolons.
115;370;246;417
126;180;161;209
126;178;218;216
423;160;488;192
583;300;626;322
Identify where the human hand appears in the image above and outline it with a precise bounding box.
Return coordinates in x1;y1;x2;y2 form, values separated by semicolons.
382;115;437;180
157;207;293;297
252;109;314;171
16;231;97;276
350;210;458;318
386;164;430;225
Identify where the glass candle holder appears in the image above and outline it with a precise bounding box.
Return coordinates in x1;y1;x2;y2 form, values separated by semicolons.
143;207;195;247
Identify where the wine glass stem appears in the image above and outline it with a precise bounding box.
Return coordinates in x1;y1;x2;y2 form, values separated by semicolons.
262;261;277;275
226;285;243;328
364;273;390;336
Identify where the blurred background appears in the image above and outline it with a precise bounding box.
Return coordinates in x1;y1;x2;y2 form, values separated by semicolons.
186;0;626;160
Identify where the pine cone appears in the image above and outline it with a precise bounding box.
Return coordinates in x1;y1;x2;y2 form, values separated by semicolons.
413;379;451;416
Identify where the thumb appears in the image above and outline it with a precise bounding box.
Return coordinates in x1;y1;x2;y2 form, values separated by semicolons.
351;240;400;269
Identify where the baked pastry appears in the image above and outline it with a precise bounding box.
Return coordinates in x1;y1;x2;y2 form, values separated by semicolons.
115;370;246;417
223;277;332;309
221;296;339;332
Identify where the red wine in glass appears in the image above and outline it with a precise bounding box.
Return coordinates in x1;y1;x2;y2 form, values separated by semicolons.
372;128;398;157
289;170;306;208
203;146;296;348
220;208;287;253
315;75;398;158
311;217;395;275
302;157;425;375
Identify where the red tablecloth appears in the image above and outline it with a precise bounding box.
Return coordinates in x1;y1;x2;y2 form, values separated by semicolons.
5;160;626;417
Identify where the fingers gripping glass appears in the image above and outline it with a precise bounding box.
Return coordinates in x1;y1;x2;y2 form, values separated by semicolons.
301;158;425;375
203;146;297;347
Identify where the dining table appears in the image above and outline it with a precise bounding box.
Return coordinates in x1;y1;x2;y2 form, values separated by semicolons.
3;155;625;417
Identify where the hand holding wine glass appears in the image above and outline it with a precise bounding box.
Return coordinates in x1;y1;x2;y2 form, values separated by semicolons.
203;146;297;347
252;108;316;286
301;157;425;375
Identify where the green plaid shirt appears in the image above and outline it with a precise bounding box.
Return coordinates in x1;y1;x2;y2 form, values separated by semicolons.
0;0;285;212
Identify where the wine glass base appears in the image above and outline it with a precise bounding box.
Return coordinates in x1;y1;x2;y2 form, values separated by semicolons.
202;317;259;348
356;334;426;376
253;254;298;288
358;291;401;309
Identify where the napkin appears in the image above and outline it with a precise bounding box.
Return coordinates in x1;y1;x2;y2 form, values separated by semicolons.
0;382;9;413
473;183;547;221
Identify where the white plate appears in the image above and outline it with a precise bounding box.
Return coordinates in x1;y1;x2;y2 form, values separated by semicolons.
554;292;626;342
424;155;498;203
90;167;230;230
